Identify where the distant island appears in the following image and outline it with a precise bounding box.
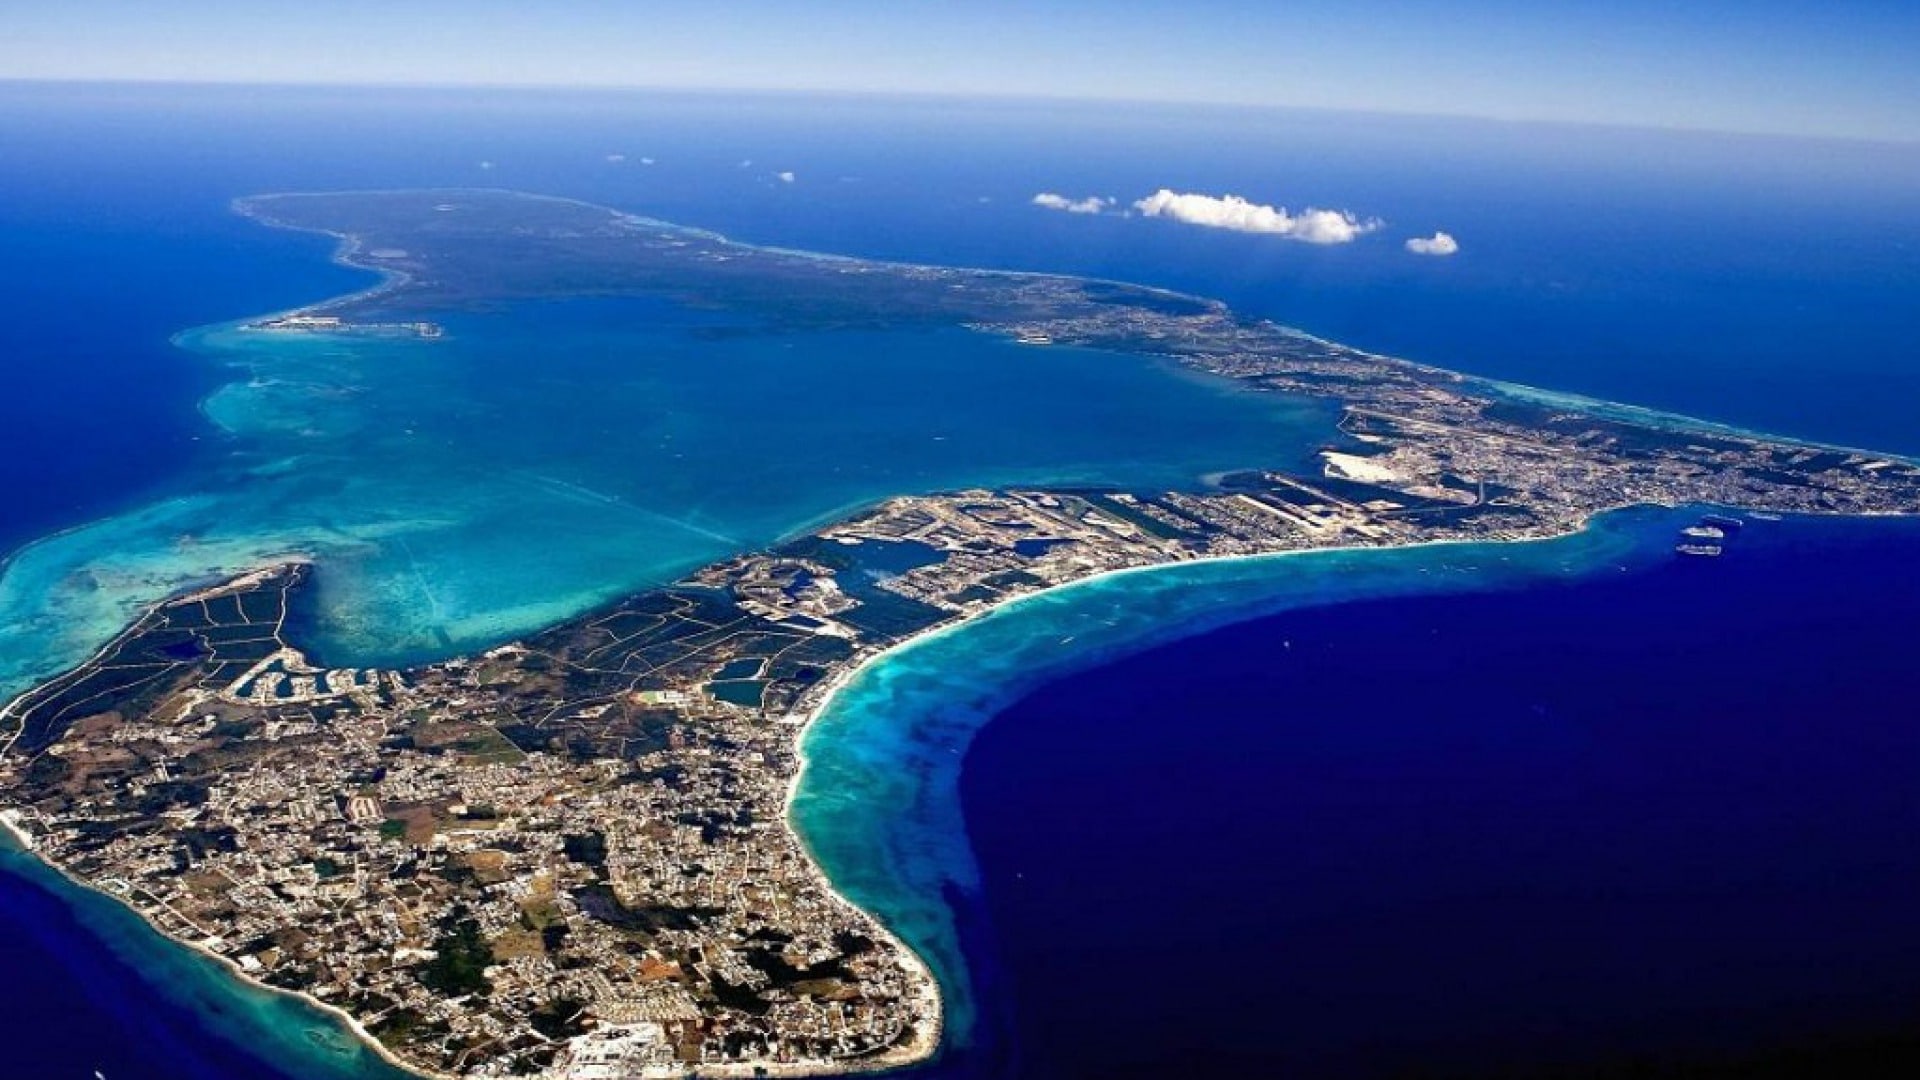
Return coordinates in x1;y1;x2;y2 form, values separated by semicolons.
3;189;1917;1078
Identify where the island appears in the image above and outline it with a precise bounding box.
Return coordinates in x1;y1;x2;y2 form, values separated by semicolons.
3;189;1917;1078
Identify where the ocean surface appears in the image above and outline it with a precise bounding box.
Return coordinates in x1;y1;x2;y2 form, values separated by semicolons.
2;82;1919;1077
950;513;1920;1078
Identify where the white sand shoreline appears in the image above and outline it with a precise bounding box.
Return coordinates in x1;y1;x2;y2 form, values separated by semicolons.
0;809;36;851
773;508;1654;1071
778;499;1920;1066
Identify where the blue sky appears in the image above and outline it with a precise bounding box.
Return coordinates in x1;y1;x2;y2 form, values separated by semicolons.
5;0;1917;141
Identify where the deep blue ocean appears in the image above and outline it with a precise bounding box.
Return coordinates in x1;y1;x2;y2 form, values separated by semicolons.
955;515;1920;1079
2;83;1918;1078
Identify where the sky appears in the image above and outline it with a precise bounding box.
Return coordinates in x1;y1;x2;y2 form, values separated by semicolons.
4;0;1918;142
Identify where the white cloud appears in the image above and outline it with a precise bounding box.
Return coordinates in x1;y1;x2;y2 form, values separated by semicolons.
477;160;495;171
776;171;796;184
1405;231;1460;256
605;153;626;163
1131;189;1378;244
1032;192;1115;215
640;156;656;166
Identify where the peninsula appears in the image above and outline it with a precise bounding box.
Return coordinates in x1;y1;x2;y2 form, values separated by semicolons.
3;190;1917;1078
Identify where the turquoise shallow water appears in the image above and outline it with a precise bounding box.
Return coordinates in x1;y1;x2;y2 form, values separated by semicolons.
0;292;1332;698
790;506;1685;1062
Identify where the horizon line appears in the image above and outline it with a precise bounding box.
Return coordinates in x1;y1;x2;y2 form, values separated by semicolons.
5;75;1916;150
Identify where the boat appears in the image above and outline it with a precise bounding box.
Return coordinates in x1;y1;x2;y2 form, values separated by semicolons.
1701;513;1744;531
1680;525;1726;540
1675;543;1723;557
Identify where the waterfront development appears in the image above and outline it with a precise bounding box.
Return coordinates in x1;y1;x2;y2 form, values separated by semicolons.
1;189;1917;1078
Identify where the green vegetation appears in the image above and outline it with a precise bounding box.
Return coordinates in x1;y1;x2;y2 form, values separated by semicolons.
371;1006;446;1043
420;916;492;997
453;727;525;765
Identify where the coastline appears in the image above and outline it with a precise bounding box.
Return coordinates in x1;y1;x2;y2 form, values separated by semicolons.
777;508;1642;1067
0;809;35;851
233;187;1920;470
1467;374;1920;466
241;185;1222;322
3;189;1918;1076
779;498;1906;1064
0;495;319;707
1;804;442;1080
0;574;442;1080
226;195;412;322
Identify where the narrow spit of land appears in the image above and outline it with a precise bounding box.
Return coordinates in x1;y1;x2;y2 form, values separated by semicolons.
2;189;1918;1079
